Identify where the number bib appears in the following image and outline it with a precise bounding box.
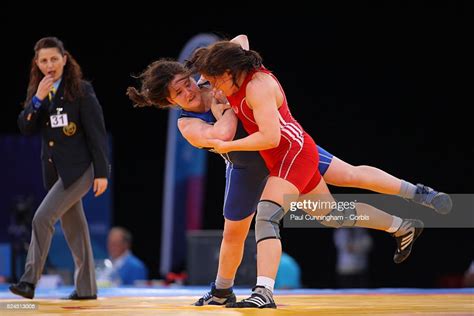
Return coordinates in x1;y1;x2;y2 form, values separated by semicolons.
50;113;68;128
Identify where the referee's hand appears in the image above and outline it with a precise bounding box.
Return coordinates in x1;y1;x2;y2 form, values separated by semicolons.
93;178;108;197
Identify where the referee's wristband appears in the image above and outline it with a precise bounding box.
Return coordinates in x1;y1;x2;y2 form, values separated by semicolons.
32;95;43;110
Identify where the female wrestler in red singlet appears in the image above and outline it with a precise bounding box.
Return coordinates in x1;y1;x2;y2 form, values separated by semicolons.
189;41;425;309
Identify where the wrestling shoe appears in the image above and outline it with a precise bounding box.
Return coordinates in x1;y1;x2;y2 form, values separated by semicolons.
226;286;276;309
194;282;236;306
392;218;424;263
413;184;452;214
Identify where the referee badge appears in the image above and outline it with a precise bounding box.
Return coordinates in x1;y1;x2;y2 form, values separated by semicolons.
63;122;77;136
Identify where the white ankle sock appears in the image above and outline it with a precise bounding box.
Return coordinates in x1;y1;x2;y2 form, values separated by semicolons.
386;216;403;233
256;276;275;293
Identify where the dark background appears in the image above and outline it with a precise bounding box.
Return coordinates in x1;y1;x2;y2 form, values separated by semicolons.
2;3;473;288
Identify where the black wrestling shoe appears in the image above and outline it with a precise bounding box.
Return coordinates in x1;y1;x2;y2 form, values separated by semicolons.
226;286;276;309
392;219;424;264
194;282;236;306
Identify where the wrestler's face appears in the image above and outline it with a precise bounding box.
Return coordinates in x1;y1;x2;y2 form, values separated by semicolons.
167;74;202;111
203;71;234;97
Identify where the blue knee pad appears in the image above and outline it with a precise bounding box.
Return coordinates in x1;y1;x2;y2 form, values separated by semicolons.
255;200;285;243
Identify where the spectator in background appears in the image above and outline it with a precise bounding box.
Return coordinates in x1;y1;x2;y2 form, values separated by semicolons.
334;228;373;288
275;252;301;289
103;227;148;285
